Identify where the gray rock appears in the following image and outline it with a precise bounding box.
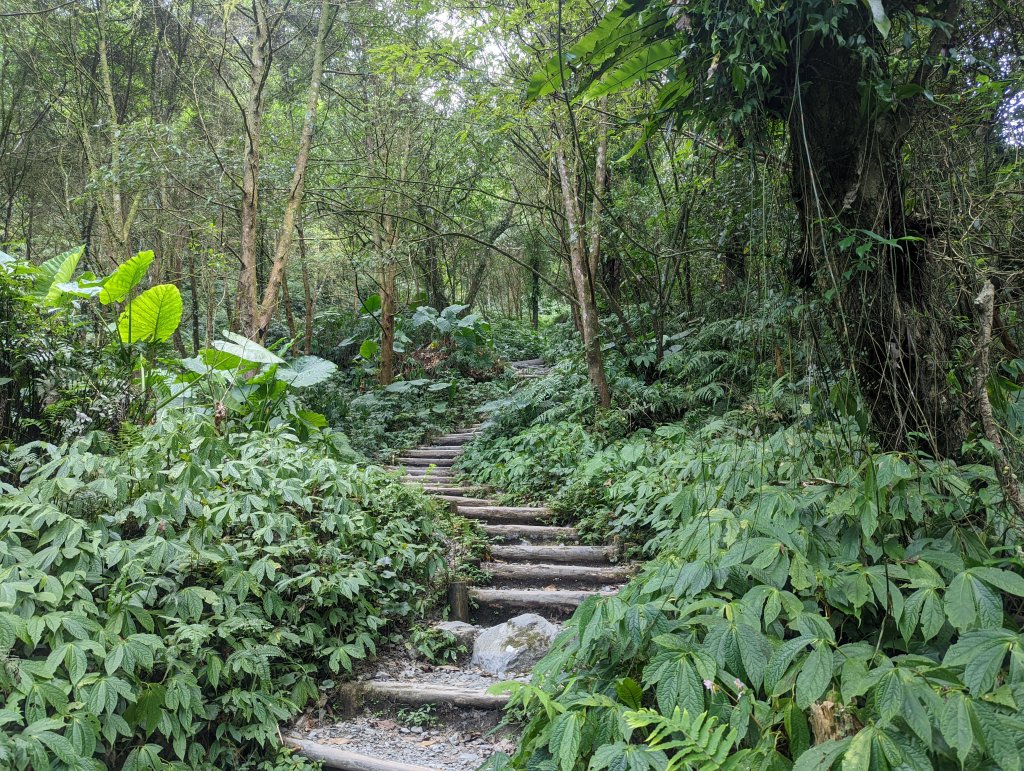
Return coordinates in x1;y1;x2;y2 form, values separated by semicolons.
471;613;558;676
436;620;482;646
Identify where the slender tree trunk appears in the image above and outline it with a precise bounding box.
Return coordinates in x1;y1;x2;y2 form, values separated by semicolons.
379;260;397;385
530;250;541;329
188;242;200;352
252;0;334;338
298;224;314;355
234;0;271;336
554;136;611;407
282;272;296;340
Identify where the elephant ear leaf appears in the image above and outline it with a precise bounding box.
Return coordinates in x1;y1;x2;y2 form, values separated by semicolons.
37;246;84;307
118;284;182;343
100;250;155;305
864;0;891;37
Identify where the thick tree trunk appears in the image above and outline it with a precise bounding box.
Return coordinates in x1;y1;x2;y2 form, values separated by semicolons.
788;31;961;454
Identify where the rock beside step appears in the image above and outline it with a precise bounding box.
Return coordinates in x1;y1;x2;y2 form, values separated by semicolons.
471;614;558;677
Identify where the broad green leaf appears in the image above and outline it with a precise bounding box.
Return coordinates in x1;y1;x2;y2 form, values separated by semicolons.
117;284;182;343
276;356;337;388
359;339;379;359
583;39;681;101
360;293;382;314
864;0;891;37
39;246;84;307
796;644;833;708
100;250;154;304
209;331;284;366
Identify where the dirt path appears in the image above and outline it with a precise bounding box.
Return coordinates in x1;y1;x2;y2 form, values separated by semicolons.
287;360;630;770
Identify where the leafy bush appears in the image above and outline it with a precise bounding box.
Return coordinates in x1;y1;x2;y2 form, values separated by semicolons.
0;413;453;769
483;410;1024;769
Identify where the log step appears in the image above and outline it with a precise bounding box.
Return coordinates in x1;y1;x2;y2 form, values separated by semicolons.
481;561;633;587
431;435;477;446
418;485;491;496
357;680;508;710
481;523;578;544
398;468;456;478
489;544;613;564
511;358;545;367
285;736;439;771
403;448;463;458
456;505;550;524
397;457;456;467
469;587;610;614
436;495;497;507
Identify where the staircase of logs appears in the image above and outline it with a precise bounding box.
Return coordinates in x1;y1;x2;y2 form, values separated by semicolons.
287;359;632;771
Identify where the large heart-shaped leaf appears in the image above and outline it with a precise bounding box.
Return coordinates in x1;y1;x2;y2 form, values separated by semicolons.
37;246;84;307
117;284;182;343
100;250;154;305
277;356;338;388
210;331;285;366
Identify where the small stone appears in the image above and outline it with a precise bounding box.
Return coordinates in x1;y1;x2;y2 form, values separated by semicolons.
435;620;483;646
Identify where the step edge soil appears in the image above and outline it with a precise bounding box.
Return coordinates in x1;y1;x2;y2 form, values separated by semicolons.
284;736;439;771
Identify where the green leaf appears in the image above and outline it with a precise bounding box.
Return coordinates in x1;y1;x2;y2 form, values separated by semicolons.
117;284;182;343
211;330;285;365
864;0;891;37
615;677;643;709
793;738;851;771
100;250;154;304
277;356;338;388
841;728;873;771
360;293;382;314
796;644;833;709
39;246;84;307
583;39;681;101
359;339;379;359
549;710;583;771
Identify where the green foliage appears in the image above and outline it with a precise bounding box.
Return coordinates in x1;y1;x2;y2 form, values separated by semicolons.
472;330;1024;770
407;625;466;665
0;411;453;769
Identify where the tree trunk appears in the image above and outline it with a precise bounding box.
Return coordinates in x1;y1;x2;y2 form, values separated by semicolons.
252;0;334;338
298;224;315;355
553;137;611;408
379;261;397;386
234;0;270;336
787;29;961;454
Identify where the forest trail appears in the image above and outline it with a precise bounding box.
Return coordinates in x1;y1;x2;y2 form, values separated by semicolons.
286;360;633;770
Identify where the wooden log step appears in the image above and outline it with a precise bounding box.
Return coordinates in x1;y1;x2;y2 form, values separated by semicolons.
431;435;476;446
399;467;455;477
469;587;610;613
511;358;545;367
284;736;438;771
456;505;550;524
418;485;491;496
489;544;613;564
403;448;463;458
481;524;578;543
435;495;497;507
481;561;633;587
397;457;456;467
358;680;508;710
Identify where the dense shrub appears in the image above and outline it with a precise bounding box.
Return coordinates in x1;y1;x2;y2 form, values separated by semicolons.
471;346;1024;770
0;413;454;769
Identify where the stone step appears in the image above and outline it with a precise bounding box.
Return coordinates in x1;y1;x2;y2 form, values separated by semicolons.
456;505;550;524
481;523;578;544
469;587;611;617
397;457;456;467
353;680;507;710
481;561;633;588
404;448;463;458
489;544;613;564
